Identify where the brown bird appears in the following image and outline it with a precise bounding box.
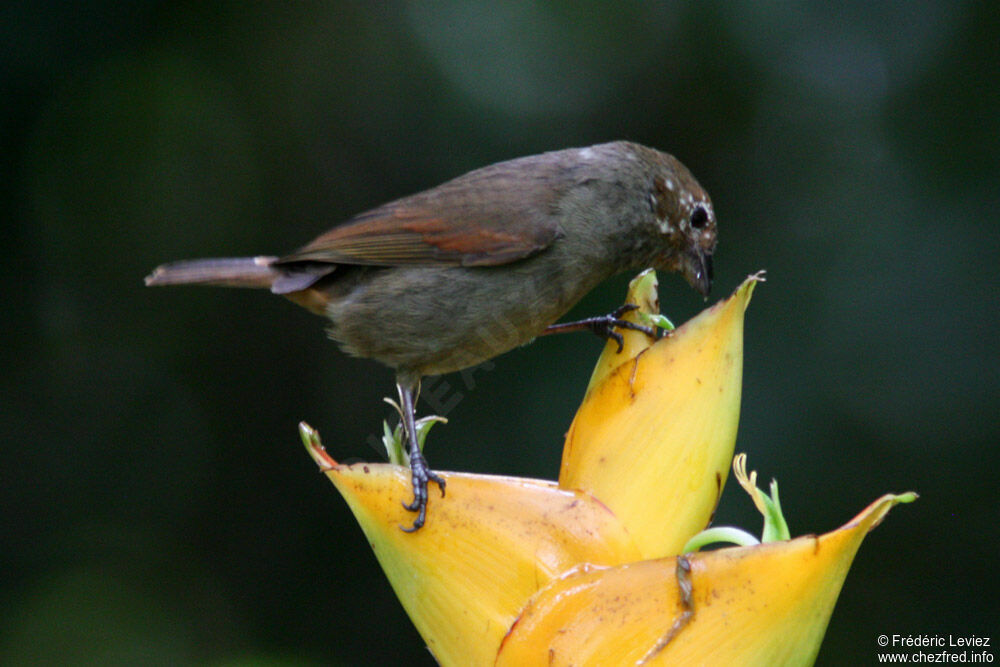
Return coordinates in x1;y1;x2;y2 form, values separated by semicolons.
146;141;717;530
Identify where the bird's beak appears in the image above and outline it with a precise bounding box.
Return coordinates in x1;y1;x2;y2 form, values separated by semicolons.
683;250;713;298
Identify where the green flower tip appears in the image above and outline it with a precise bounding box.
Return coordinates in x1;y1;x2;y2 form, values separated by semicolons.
380;397;448;465
683;453;791;553
732;453;791;543
683;455;918;553
640;312;675;332
300;421;335;470
865;491;918;531
627;269;675;332
683;526;760;553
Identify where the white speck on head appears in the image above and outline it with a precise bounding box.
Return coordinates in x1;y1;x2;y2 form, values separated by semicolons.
664;179;676;192
677;193;695;231
657;218;674;234
578;147;595;160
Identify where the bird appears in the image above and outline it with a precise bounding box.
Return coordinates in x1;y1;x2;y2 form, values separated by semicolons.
145;141;717;530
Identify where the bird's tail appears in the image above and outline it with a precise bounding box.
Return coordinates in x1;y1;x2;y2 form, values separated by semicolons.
144;256;280;289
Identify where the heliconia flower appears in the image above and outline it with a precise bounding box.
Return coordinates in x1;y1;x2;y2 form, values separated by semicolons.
495;490;917;666
301;425;641;667
560;272;761;558
305;270;914;666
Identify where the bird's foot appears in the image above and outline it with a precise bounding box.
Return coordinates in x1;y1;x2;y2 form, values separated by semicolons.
544;303;658;353
401;450;446;532
590;304;660;352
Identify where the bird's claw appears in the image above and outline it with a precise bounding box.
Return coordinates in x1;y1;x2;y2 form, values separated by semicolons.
401;451;446;532
588;303;658;353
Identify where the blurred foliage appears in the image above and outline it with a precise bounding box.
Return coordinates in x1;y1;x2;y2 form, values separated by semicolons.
2;1;997;664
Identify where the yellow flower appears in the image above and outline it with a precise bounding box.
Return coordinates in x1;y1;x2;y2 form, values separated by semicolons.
302;426;641;667
305;270;916;666
561;271;757;557
495;476;916;665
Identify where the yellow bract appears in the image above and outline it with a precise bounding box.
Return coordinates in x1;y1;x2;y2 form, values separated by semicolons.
560;274;759;558
496;493;916;666
303;429;641;667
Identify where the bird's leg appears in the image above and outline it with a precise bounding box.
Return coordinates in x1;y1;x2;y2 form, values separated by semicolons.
542;304;659;353
396;378;446;532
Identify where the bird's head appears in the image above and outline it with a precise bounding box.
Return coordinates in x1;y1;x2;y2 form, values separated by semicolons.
646;154;717;297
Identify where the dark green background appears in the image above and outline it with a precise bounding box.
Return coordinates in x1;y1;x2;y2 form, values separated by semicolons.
3;2;997;664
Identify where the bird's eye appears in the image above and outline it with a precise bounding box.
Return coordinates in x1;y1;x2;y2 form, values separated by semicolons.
690;206;709;229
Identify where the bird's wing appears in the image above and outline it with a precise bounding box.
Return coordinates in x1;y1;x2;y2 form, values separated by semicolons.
274;157;568;269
